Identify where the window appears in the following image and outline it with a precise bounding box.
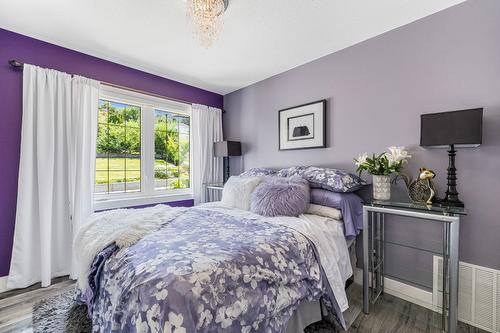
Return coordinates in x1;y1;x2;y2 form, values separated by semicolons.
154;110;190;190
96;100;141;194
95;86;192;209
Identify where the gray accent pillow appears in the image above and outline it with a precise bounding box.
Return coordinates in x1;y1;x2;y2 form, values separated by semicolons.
250;176;310;217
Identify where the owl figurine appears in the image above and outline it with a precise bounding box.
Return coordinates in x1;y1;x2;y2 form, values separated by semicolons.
397;168;437;205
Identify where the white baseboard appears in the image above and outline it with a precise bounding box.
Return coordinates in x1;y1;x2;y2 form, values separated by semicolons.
353;268;434;311
0;276;8;293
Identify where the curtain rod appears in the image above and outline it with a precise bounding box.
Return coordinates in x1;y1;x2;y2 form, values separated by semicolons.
7;59;224;113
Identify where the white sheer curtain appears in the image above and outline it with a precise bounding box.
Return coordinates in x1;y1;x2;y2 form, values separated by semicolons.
192;104;223;205
7;65;99;289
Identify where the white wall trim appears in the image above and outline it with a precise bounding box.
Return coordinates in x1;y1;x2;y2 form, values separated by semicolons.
94;192;193;211
0;276;8;293
354;268;434;311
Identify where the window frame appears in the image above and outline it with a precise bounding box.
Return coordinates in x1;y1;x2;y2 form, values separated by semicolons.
94;85;193;211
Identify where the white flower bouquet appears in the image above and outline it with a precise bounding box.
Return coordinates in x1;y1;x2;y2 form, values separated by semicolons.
354;147;411;200
354;146;411;176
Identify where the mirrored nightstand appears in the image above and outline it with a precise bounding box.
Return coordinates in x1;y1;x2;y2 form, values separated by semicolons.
362;199;466;333
203;183;224;203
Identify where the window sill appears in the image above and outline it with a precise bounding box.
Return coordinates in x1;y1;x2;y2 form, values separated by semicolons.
94;192;193;211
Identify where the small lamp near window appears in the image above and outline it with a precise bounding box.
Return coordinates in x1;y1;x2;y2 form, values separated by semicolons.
214;141;242;183
420;108;483;207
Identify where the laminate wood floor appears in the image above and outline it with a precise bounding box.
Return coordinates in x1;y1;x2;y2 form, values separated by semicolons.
346;287;487;333
0;277;74;333
0;278;488;333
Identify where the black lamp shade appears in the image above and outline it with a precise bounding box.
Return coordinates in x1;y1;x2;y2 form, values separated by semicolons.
420;108;483;148
214;141;241;157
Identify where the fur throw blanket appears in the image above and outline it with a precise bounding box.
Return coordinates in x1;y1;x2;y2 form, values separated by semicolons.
73;205;186;291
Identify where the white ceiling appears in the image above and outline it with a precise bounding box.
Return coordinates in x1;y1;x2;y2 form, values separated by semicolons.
0;0;465;95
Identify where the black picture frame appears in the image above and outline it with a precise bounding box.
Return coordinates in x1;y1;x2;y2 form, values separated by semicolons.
278;99;326;151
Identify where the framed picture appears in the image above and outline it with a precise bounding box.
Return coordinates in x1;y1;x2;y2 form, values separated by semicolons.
279;100;326;150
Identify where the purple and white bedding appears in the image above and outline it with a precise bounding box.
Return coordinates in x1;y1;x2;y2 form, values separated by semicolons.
75;203;352;333
310;189;364;240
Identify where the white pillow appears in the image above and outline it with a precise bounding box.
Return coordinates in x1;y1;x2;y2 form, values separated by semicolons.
307;204;342;220
221;176;263;210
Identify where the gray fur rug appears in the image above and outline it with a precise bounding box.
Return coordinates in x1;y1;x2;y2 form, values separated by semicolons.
33;290;92;333
32;290;339;333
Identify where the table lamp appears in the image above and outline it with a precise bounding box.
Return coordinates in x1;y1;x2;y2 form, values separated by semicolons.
420;108;483;207
214;141;242;183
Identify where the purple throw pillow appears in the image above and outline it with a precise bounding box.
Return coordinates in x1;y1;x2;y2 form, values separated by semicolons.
276;166;309;178
250;177;310;217
310;189;363;239
302;167;366;192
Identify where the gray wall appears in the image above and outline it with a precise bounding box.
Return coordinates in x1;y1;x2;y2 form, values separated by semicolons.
223;0;500;289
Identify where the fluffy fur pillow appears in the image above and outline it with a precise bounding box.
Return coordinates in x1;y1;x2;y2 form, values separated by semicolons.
221;176;263;210
250;176;310;217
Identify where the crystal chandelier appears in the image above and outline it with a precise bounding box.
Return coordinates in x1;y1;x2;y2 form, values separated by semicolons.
187;0;228;48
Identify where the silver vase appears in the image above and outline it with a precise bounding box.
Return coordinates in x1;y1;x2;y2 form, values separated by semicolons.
372;175;391;200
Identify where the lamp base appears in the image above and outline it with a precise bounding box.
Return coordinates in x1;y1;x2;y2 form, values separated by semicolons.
435;197;464;208
440;144;465;208
223;156;230;183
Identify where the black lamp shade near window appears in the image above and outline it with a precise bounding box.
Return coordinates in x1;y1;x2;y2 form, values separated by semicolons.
420;108;483;148
420;108;483;207
214;141;242;183
214;141;242;157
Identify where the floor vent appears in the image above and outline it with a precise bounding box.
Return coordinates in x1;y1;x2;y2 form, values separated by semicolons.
433;256;500;332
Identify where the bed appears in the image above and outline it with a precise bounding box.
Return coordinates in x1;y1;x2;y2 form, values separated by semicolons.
74;172;363;333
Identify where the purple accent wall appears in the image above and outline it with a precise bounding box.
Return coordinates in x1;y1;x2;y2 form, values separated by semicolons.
0;28;221;278
224;0;500;289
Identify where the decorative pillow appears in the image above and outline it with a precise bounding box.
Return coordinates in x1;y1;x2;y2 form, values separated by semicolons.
276;166;309;178
307;204;342;220
240;167;278;177
250;176;310;217
310;189;363;239
221;176;263;210
302;166;366;193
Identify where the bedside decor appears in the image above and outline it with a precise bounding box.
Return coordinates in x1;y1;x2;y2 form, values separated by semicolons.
214;141;242;183
362;200;465;333
397;167;437;204
354;146;411;200
279;100;326;150
421;108;483;207
203;183;224;203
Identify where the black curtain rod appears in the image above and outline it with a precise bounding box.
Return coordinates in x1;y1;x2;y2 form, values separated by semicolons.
7;59;225;113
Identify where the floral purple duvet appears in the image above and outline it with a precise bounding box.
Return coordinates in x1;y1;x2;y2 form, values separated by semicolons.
76;205;351;333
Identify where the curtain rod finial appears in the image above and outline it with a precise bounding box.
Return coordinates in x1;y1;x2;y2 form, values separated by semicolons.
8;59;24;69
